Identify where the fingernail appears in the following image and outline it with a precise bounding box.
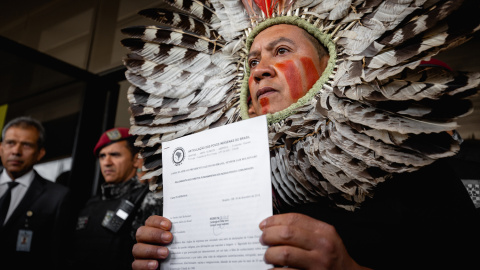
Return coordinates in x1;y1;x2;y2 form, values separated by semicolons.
160;220;168;229
259;234;265;245
259;219;266;229
147;261;158;269
158;247;168;257
161;232;172;242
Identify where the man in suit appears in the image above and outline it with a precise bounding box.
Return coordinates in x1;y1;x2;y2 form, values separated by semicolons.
0;116;74;270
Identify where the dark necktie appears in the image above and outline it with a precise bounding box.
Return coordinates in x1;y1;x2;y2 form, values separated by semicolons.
0;181;19;226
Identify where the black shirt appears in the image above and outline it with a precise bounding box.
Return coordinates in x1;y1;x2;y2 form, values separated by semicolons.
275;159;480;269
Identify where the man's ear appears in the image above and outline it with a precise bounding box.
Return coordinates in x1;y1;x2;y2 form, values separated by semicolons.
37;148;46;162
133;153;141;168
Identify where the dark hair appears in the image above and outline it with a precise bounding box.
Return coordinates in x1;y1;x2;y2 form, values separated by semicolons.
125;136;140;156
1;116;46;148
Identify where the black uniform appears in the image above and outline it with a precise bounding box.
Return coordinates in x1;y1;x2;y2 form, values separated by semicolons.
72;177;148;269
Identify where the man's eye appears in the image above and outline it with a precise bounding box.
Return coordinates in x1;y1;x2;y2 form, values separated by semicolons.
4;141;16;148
277;48;288;55
249;59;259;68
23;144;33;149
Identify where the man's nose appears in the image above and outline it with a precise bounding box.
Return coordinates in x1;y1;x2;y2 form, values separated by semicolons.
252;58;276;82
102;155;113;165
11;144;22;155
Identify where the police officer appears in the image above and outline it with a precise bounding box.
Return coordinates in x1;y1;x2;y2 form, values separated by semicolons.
72;127;150;269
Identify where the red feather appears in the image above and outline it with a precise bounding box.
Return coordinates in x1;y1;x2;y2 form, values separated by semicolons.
242;0;294;19
254;0;274;17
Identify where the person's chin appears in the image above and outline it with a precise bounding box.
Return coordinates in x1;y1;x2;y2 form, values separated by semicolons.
5;166;23;173
103;177;116;183
266;104;289;115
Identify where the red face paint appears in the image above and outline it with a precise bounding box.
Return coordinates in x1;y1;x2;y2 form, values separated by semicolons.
301;57;320;89
275;60;303;101
259;97;270;114
248;56;321;116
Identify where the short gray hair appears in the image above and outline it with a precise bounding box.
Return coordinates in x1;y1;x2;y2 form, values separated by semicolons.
2;116;46;148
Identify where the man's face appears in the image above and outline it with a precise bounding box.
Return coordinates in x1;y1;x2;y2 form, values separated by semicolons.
0;126;45;179
248;24;329;116
98;140;137;184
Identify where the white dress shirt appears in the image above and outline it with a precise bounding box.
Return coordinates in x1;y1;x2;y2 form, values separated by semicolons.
0;169;35;224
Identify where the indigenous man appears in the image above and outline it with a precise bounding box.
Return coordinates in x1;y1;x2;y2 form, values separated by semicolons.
247;24;329;116
130;22;480;270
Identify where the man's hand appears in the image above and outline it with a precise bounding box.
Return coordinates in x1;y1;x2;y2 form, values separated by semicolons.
132;215;173;270
259;213;370;270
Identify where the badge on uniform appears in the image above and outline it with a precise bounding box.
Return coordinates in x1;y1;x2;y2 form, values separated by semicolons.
76;216;89;230
106;129;122;140
102;210;115;227
16;229;33;252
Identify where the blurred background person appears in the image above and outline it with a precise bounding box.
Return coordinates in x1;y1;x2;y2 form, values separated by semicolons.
0;116;74;270
71;127;158;269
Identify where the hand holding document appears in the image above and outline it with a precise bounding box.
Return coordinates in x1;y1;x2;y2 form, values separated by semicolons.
161;115;273;270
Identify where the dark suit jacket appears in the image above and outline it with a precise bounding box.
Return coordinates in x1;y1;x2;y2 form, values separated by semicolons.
0;170;75;270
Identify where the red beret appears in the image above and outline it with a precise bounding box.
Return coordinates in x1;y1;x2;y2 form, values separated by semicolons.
93;127;132;156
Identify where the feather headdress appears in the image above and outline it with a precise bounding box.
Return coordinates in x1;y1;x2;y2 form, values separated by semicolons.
122;0;480;210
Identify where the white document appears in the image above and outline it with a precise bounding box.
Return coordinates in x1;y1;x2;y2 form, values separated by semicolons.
161;115;273;270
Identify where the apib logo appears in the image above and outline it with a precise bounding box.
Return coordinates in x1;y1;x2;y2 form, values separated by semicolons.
172;147;185;166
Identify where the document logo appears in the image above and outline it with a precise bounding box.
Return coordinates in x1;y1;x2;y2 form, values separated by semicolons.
172;147;185;166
